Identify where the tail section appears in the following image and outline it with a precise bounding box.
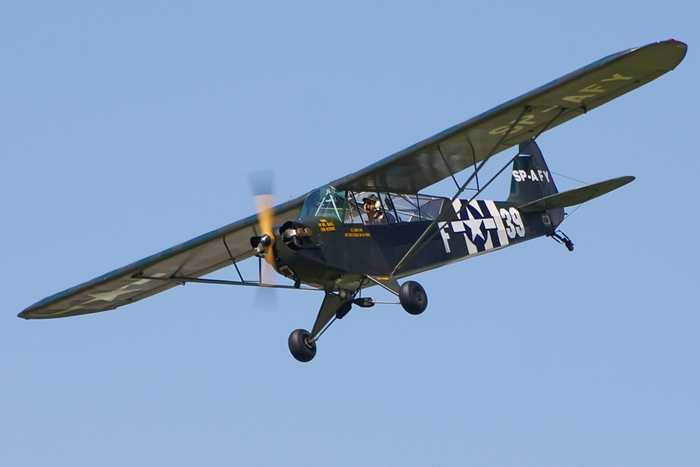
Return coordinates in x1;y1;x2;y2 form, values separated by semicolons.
507;139;558;203
507;139;564;226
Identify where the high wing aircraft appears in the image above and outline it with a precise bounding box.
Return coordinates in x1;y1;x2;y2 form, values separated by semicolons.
19;40;687;362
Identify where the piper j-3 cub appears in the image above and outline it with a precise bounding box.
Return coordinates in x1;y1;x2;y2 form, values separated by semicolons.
20;40;687;362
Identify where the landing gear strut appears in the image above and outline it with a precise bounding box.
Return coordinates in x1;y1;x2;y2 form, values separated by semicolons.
287;291;354;362
288;280;429;362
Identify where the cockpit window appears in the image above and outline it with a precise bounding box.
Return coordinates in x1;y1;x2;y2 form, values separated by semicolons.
344;191;444;225
299;185;346;222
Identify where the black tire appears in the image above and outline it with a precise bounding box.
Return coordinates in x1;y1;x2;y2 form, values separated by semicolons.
399;281;428;315
288;329;317;362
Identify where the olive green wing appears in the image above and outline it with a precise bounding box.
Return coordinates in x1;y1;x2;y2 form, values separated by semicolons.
331;40;687;194
19;196;305;319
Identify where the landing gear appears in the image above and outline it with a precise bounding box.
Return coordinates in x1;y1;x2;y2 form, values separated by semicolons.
550;230;574;251
288;329;317;362
399;280;428;315
288;280;428;362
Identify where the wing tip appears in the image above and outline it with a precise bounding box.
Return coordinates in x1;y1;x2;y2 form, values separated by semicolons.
655;39;688;68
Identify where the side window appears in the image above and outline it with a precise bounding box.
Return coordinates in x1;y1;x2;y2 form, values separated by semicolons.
345;191;394;225
387;194;443;222
344;192;365;224
343;191;445;224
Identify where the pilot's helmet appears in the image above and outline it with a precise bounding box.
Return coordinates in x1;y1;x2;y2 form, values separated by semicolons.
362;194;380;205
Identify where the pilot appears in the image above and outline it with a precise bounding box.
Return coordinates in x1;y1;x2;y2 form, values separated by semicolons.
363;194;389;225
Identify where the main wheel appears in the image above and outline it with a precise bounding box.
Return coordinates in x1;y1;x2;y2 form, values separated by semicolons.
399;281;428;315
288;329;317;362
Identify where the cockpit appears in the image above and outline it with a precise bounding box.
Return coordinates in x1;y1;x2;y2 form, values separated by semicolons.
299;185;444;225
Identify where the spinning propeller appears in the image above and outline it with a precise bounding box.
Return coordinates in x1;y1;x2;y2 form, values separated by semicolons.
249;171;277;287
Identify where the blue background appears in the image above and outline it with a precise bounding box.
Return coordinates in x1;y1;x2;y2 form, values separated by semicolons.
3;1;698;465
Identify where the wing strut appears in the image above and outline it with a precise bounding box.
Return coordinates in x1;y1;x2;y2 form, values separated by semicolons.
391;105;531;275
437;145;461;191
132;273;322;290
222;236;245;283
470;139;479;191
391;106;567;276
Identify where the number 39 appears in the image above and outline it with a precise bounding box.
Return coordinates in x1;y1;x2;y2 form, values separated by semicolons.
500;207;525;238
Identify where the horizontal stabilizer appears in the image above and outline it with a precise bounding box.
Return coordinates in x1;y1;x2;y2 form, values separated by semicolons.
518;176;634;212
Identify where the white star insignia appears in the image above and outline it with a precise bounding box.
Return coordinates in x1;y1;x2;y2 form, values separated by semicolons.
83;276;160;304
463;218;485;241
85;286;139;303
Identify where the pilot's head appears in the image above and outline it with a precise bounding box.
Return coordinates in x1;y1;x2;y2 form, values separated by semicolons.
362;194;380;211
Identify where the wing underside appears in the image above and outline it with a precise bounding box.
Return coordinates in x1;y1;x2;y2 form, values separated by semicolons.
19;196;306;319
331;40;687;194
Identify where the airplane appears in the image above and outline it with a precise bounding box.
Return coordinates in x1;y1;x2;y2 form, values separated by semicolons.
19;39;687;362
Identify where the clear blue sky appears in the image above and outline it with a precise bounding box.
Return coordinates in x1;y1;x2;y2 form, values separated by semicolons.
3;1;698;465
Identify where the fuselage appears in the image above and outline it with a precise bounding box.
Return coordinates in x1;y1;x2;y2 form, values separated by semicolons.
272;196;559;292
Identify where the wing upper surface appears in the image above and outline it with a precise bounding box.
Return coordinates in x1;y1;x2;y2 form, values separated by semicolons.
19;195;306;319
330;40;687;194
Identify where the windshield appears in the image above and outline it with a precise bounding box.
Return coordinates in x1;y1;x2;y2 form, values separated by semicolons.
299;185;346;222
